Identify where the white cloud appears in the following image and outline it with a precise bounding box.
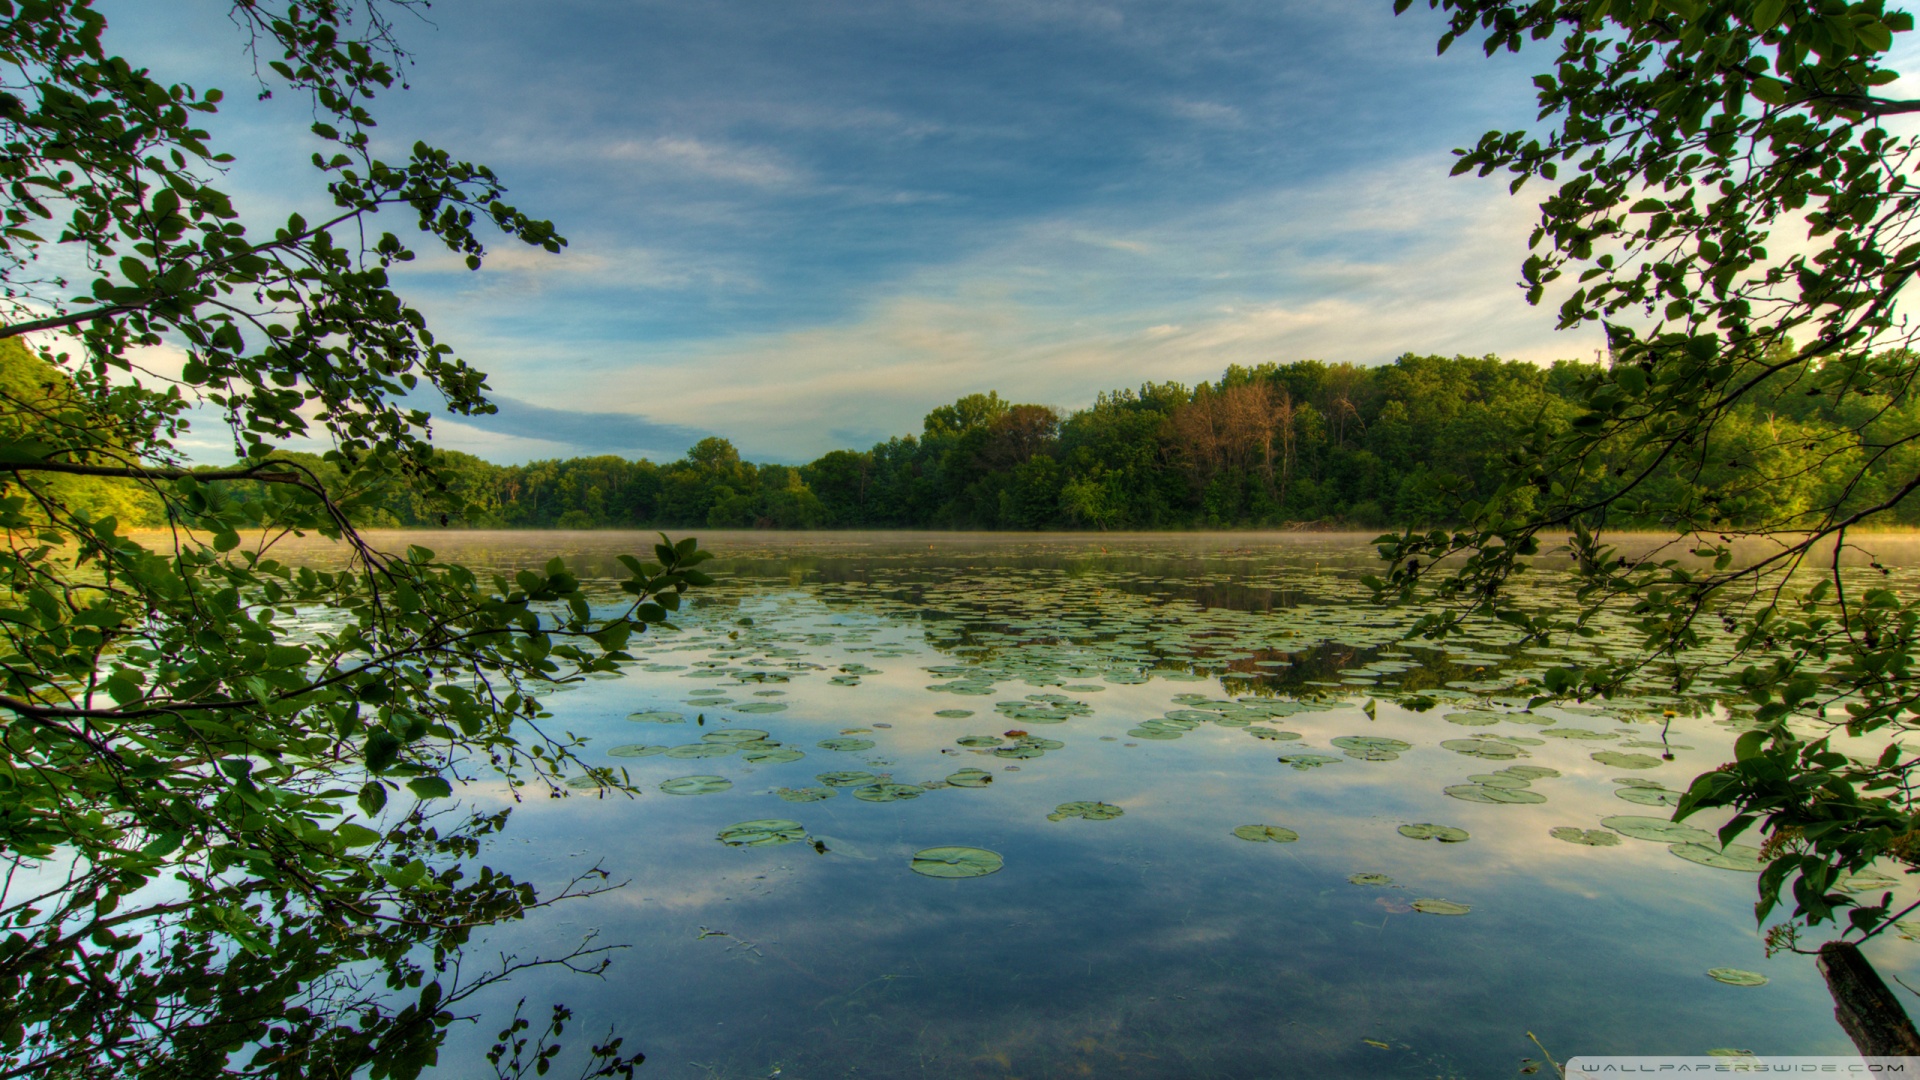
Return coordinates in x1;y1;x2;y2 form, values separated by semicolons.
600;136;803;188
486;152;1603;461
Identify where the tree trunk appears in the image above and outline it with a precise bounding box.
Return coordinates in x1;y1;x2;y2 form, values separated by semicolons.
1817;940;1920;1055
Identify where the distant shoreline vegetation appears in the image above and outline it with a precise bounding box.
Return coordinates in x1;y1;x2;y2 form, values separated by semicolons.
20;344;1920;532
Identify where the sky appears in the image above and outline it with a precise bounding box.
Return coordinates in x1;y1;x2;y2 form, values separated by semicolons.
102;0;1601;465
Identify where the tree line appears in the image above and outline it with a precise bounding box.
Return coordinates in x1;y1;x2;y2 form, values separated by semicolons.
268;348;1920;532
17;340;1914;534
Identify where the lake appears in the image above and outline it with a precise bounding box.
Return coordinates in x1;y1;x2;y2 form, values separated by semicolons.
296;530;1920;1078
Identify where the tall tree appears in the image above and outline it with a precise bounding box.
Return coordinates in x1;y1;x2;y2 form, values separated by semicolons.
0;3;704;1076
1381;0;1920;1038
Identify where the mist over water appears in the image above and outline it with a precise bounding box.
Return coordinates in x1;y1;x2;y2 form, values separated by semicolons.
284;531;1920;1078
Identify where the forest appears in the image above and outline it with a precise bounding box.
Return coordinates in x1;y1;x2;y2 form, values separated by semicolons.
14;340;1918;532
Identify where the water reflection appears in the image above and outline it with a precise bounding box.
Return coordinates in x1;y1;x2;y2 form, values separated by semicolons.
283;531;1919;1078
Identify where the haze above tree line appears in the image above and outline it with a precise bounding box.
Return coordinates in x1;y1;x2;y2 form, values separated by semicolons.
16;339;1916;533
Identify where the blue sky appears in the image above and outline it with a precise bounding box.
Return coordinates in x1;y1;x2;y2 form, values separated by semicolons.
106;0;1599;464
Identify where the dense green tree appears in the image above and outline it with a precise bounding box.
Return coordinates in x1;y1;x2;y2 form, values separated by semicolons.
0;3;706;1076
1379;0;1920;1038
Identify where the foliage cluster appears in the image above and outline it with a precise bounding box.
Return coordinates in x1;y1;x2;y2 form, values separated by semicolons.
1381;0;1920;963
220;347;1920;534
0;2;702;1077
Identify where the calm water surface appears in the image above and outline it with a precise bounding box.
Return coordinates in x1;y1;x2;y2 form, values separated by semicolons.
280;531;1920;1078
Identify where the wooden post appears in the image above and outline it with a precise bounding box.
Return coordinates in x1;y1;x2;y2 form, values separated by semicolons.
1817;941;1920;1055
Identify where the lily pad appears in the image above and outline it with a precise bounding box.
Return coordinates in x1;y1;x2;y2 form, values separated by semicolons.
1331;736;1412;762
955;735;1004;748
1440;738;1522;760
945;768;994;788
934;709;975;718
1707;968;1769;987
702;729;771;743
1540;728;1619;740
1348;873;1394;886
775;786;836;802
563;775;602;790
1049;801;1125;822
910;846;1004;879
666;743;737;759
660;775;732;796
1248;728;1302;741
1398;823;1470;843
818;737;877;752
1592;750;1662;769
717;819;806;847
1277;753;1341;770
1445;783;1545;804
1614;786;1681;807
607;744;667;758
734;702;789;714
1550;827;1622;847
817;770;878;788
1411;898;1471;915
1444;711;1501;726
853;782;925;803
1670;842;1766;872
1232;824;1299;843
627;710;685;724
742;746;807;764
1601;815;1714;844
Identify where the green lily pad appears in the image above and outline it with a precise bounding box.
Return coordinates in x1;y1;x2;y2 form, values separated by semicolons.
992;745;1046;759
853;782;924;803
660;775;732;796
955;735;1003;748
627;710;685;723
1501;765;1560;779
1614;776;1666;788
935;709;975;718
818;737;876;752
1127;727;1185;741
1411;898;1471;915
1601;815;1715;844
564;775;602;790
1550;827;1622;846
1049;801;1125;822
1331;736;1411;762
1670;842;1766;872
607;744;667;758
666;743;737;759
910;846;1004;879
1540;728;1619;740
1440;738;1522;760
1232;825;1299;843
1277;753;1342;770
816;770;878;788
1349;873;1394;886
1707;968;1769;987
717;819;806;847
702;729;771;743
945;768;995;788
1614;786;1681;807
734;702;789;714
1592;750;1662;769
1398;823;1470;843
1445;783;1546;804
775;786;835;802
1248;728;1302;741
1444;711;1501;726
1466;772;1533;788
742;746;807;764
